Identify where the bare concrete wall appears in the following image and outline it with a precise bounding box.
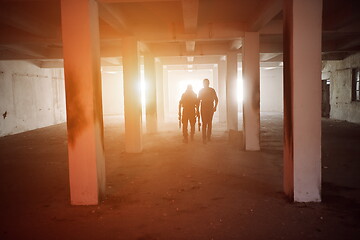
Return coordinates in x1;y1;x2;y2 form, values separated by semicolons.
101;67;124;116
260;67;283;112
322;53;360;124
0;61;66;137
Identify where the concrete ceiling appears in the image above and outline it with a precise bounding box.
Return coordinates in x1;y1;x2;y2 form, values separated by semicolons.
0;0;359;67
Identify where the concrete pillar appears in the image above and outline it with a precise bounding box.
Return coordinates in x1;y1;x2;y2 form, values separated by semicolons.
122;37;142;153
242;32;260;151
60;0;105;205
144;54;157;133
226;52;238;131
155;60;165;124
283;0;322;202
218;59;227;123
213;65;219;122
163;68;169;121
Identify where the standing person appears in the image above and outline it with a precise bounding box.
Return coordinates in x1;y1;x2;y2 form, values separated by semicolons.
198;78;218;144
178;84;199;143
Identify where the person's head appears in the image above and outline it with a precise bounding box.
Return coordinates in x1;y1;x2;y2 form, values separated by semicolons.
186;84;193;91
203;78;210;88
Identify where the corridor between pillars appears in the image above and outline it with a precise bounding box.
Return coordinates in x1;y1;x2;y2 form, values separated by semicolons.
60;0;105;205
283;0;322;202
122;37;143;153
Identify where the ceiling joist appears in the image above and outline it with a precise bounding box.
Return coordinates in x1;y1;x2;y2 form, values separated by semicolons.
185;40;196;52
181;0;199;34
98;3;130;35
0;5;58;38
229;39;243;51
247;0;282;32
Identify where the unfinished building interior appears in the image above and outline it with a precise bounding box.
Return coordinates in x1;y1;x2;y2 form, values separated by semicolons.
0;0;359;239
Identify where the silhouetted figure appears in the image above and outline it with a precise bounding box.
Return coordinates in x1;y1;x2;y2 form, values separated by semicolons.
198;79;218;144
179;85;199;143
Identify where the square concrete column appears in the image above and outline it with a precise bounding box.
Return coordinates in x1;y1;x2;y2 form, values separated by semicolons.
122;37;142;153
60;0;105;205
144;54;158;133
155;60;165;124
212;65;219;122
283;0;322;202
226;52;238;131
242;32;260;151
218;59;227;123
163;68;169;121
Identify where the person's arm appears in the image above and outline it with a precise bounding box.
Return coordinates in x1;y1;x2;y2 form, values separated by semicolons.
213;89;219;112
178;99;182;128
178;99;182;118
197;90;202;114
196;96;201;131
196;97;200;118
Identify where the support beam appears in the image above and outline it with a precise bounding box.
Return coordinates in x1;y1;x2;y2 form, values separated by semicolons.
242;32;260;151
60;0;105;205
101;57;122;66
322;52;353;61
337;37;360;51
0;21;248;46
159;55;221;65
149;41;231;57
0;50;43;60
259;19;283;34
2;44;47;58
226;52;238;131
37;59;64;68
144;54;158;133
0;4;58;38
248;0;282;31
0;25;61;45
122;36;143;153
322;1;358;31
181;0;199;33
155;59;165;124
165;64;215;71
260;53;281;61
218;58;227;123
139;41;151;53
283;0;322;202
147;41;284;58
229;39;243;51
98;3;129;34
186;40;196;52
99;0;177;2
163;68;169;121
213;64;220;122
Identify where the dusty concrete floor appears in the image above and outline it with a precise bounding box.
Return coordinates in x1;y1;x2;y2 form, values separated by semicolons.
0;113;359;240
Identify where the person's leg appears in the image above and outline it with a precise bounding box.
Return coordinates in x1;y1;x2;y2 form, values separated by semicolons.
182;115;189;143
207;123;211;141
201;114;207;143
207;111;214;141
190;116;195;141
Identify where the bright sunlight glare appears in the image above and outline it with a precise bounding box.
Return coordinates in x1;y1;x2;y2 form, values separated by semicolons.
140;70;146;107
237;75;243;105
178;79;203;97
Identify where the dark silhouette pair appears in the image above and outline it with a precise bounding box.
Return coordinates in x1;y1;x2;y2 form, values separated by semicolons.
178;79;218;144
